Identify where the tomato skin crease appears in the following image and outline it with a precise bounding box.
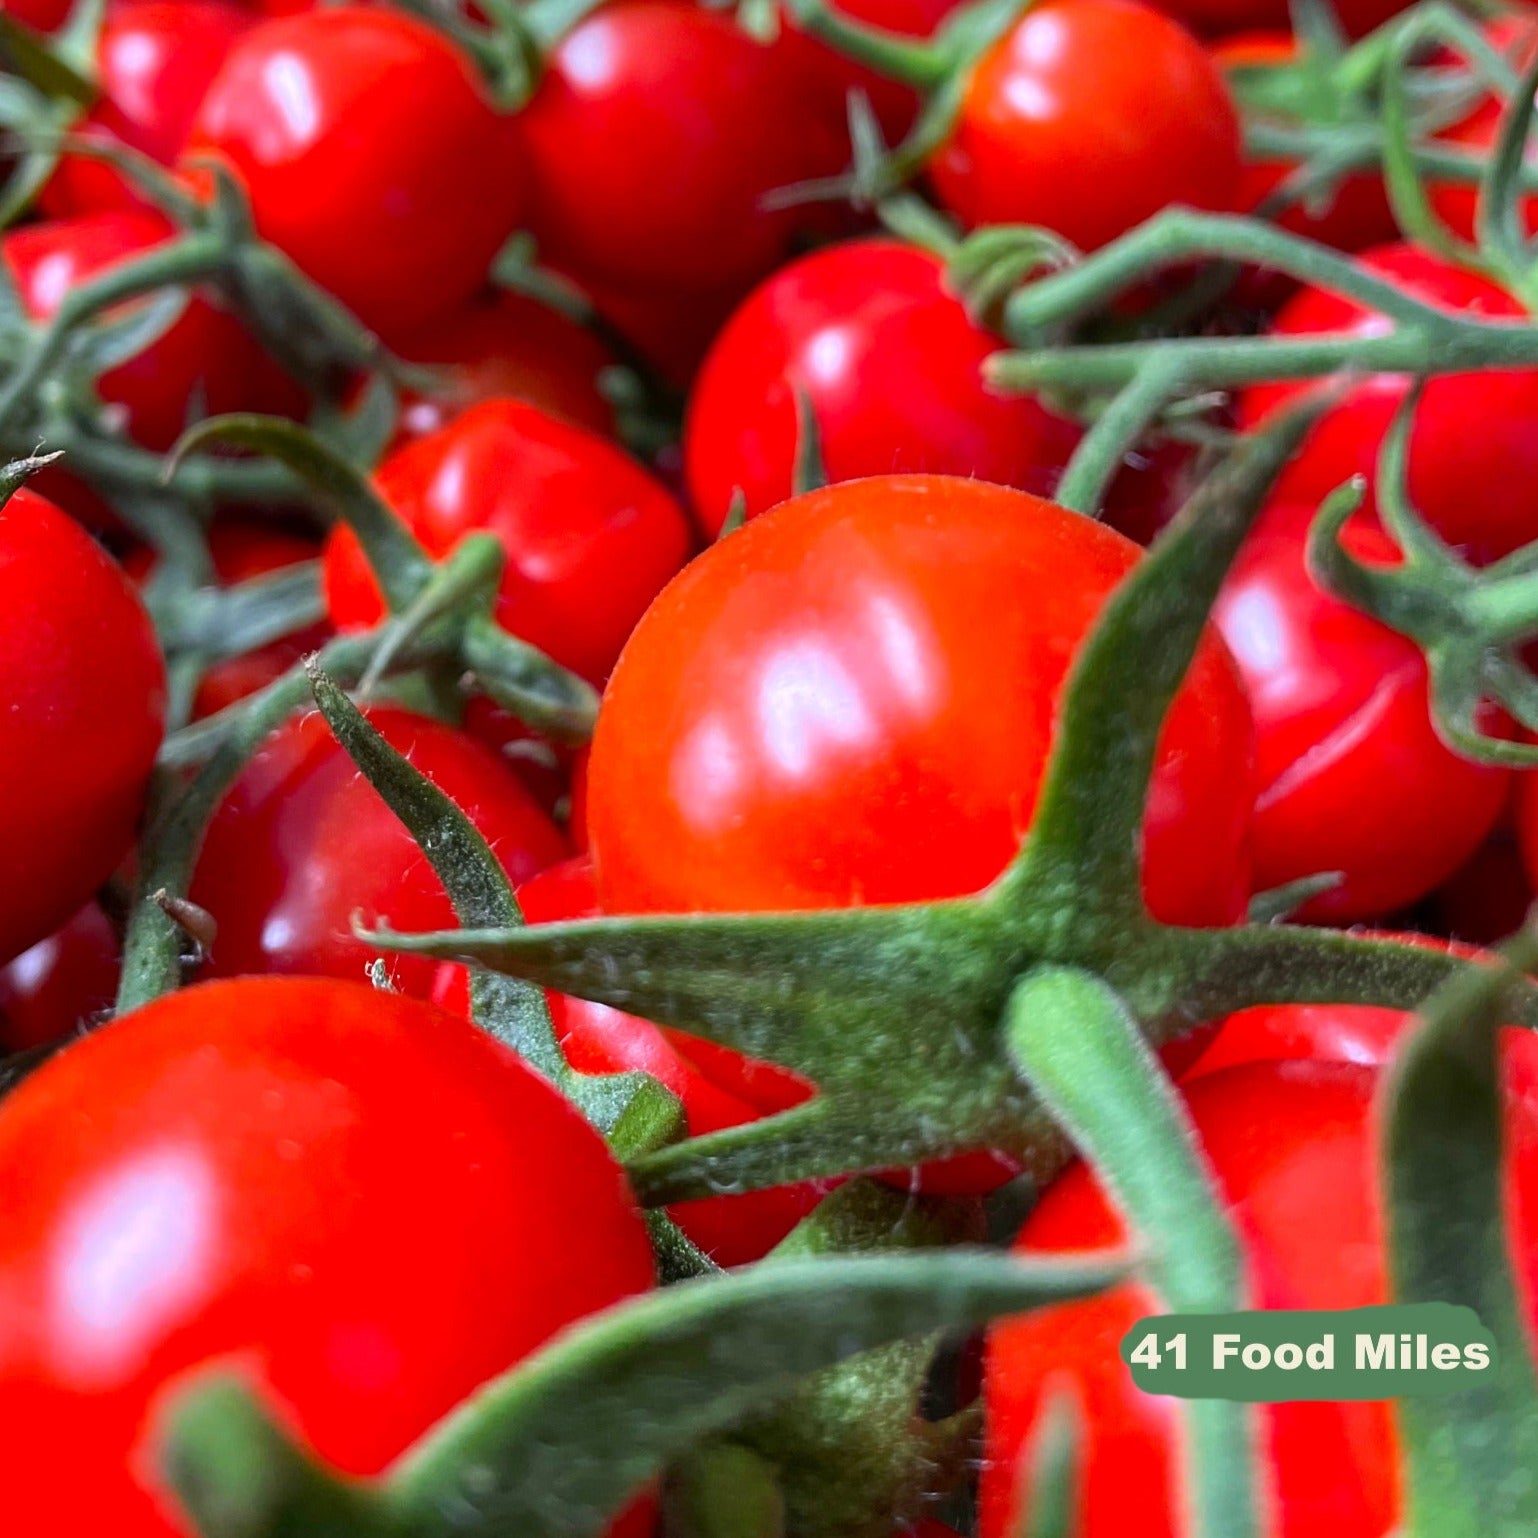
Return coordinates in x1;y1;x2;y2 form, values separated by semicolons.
590;474;1254;926
0;976;656;1534
930;0;1243;251
1214;504;1509;923
189;707;569;996
0;487;166;966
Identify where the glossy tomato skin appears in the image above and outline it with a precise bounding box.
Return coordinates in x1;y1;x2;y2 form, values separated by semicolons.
435;857;829;1266
393;291;618;442
984;1057;1538;1538
0;976;656;1534
189;707;568;995
520;3;846;297
590;474;1254;924
1214;504;1508;922
0;901;119;1052
126;521;331;720
3;211;301;456
683;240;1081;534
1238;245;1538;562
42;1;252;218
324;399;693;687
0;487;165;964
930;0;1241;251
186;7;525;336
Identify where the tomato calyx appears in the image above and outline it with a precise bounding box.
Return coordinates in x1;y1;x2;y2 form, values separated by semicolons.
373;407;1538;1207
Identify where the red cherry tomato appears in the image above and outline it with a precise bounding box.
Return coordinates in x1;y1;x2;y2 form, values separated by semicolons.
1150;0;1408;38
323;399;693;686
434;856;829;1266
186;7;525;336
1508;777;1538;916
0;901;119;1053
126;521;331;719
3;211;301;458
573;271;746;391
1424;830;1534;946
41;1;253;218
392;291;619;442
982;1057;1538;1538
929;0;1242;251
683;239;1081;534
520;2;846;297
0;0;72;30
0;976;655;1533
0;486;165;965
189;706;568;995
1238;244;1538;562
1213;503;1509;922
589;474;1254;925
1213;34;1396;258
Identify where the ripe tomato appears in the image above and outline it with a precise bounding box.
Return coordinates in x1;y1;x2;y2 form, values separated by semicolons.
41;1;252;219
434;856;829;1266
1237;245;1538;562
929;0;1242;251
1213;504;1508;923
1423;828;1533;947
982;1057;1538;1538
0;901;119;1053
1507;777;1538;918
323;399;693;687
0;975;656;1534
0;486;165;964
3;211;301;457
126;521;330;719
392;291;618;442
1213;34;1396;257
186;7;525;336
683;239;1081;534
589;474;1254;924
189;706;568;995
520;2;846;297
0;0;71;30
1151;0;1408;37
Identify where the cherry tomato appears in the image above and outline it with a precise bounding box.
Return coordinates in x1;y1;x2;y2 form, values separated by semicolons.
982;1057;1538;1538
1237;244;1538;562
0;486;165;964
683;239;1081;534
41;1;253;219
589;474;1254;925
0;0;72;30
126;521;330;719
0;975;655;1533
434;856;828;1266
573;271;746;391
1213;34;1396;258
3;211;301;457
1507;777;1538;919
1150;0;1408;38
393;290;619;442
189;706;568;995
0;901;119;1053
186;7;525;336
929;0;1242;251
1422;828;1533;946
323;399;693;687
520;3;846;297
1214;504;1508;922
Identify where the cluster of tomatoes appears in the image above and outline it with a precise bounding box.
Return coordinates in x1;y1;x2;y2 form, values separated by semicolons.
3;0;1538;1530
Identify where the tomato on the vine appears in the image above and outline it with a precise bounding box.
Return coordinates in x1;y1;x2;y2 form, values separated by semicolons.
1213;503;1509;922
324;399;693;686
683;239;1081;534
189;706;568;994
1237;244;1538;562
186;6;526;336
41;0;253;219
435;856;830;1266
392;291;619;443
0;976;656;1534
520;2;847;298
589;474;1255;925
0;486;165;965
982;1057;1538;1538
3;211;301;458
929;0;1242;251
0;901;119;1052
